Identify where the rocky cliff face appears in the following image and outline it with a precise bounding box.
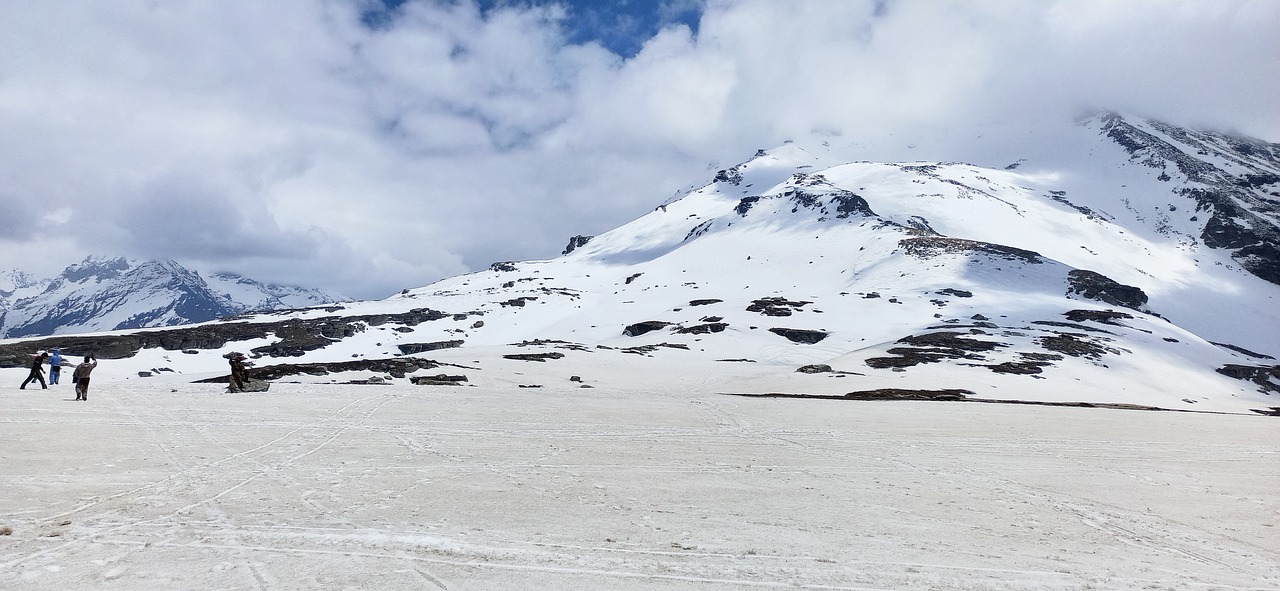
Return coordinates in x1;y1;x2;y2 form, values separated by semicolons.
1096;112;1280;285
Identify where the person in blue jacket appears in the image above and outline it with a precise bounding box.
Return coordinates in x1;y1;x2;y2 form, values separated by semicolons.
48;348;63;385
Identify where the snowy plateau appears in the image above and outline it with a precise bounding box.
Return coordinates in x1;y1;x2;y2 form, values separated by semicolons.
1;112;1278;590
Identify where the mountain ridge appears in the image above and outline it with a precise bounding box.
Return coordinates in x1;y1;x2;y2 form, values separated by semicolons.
0;256;348;338
1;112;1277;415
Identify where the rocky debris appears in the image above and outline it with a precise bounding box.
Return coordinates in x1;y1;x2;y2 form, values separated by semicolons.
489;262;518;272
1067;270;1148;310
342;376;392;385
511;339;591;351
1047;190;1110;221
503;352;565;362
1031;320;1115;334
842;389;973;401
398;341;464;354
624;273;643;285
689;299;723;306
410;374;469;386
781;186;876;220
747;297;812;317
796;364;833;374
1212;342;1276;360
562;235;593;255
866;331;1006;369
675;322;728;335
936;288;973;298
899;237;1044;264
735;389;974;401
1215;364;1280;395
1038;333;1121;360
0;308;452;368
623;321;672;337
713;165;745;186
621;343;690;355
728;390;1192;413
1063;309;1134;325
986;352;1063;374
500;297;538;307
1251;407;1280;417
734;195;761;216
768;328;829;344
190;356;446;382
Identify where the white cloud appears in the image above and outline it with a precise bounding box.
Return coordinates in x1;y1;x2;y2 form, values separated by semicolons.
0;0;1276;298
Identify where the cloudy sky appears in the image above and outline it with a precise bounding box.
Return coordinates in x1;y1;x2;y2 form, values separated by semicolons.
2;0;1277;299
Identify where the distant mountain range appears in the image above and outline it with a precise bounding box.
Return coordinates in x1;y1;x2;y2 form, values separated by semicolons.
1;112;1277;414
0;257;348;338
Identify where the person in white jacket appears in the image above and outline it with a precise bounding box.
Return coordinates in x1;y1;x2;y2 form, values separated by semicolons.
73;356;98;401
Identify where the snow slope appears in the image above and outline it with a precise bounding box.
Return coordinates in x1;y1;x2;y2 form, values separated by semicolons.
1;114;1277;415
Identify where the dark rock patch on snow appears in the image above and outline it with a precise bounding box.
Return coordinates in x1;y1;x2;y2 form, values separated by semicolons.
410;374;469;386
1038;333;1120;360
192;356;448;382
623;321;673;337
503;352;565;362
899;237;1044;264
1212;342;1276;360
747;297;812;316
1216;364;1280;395
866;332;1005;369
676;322;728;335
398;340;464;354
561;235;593;255
1063;309;1134;325
1067;270;1148;310
768;328;829;344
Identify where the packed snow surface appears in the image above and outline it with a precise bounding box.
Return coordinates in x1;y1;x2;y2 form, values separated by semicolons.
1;381;1277;590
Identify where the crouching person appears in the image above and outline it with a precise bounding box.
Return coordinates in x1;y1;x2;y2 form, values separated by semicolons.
227;352;250;392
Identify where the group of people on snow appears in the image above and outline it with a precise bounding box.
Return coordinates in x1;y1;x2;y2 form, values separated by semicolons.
19;347;98;400
19;347;255;397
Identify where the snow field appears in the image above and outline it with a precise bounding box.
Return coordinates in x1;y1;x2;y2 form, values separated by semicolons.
2;381;1277;590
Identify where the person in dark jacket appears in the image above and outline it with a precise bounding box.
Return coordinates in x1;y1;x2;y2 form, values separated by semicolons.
73;356;98;401
228;352;249;392
20;351;49;390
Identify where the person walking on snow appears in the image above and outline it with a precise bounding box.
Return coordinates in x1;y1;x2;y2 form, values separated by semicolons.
20;351;49;389
73;356;97;401
48;348;62;385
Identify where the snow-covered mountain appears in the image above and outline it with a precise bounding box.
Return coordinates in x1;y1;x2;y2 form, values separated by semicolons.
0;257;348;338
2;113;1277;415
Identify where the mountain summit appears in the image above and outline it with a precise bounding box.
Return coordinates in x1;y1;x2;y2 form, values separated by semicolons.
2;113;1277;414
0;257;347;338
